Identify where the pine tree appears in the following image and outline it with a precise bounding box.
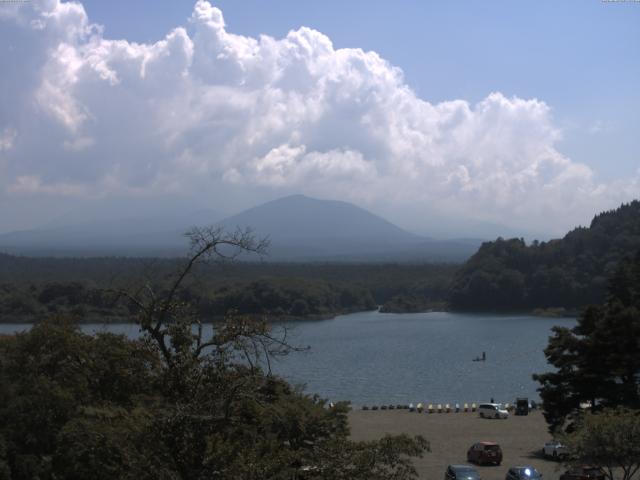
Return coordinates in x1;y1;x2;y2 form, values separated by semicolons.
534;251;640;432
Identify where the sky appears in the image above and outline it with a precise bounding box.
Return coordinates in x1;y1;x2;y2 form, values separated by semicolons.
0;0;638;238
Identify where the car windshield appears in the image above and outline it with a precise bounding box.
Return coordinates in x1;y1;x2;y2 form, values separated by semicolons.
484;445;500;451
456;468;480;480
584;469;602;476
518;467;541;479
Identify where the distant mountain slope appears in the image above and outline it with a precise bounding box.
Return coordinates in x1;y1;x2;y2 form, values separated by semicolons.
0;195;479;261
449;200;640;310
0;210;221;257
219;194;420;242
218;195;477;261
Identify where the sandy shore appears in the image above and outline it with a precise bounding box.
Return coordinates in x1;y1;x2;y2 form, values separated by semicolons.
349;408;567;480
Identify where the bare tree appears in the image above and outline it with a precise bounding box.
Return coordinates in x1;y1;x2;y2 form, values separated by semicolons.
116;226;281;368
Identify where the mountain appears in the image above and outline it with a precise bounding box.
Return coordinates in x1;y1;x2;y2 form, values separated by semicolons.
217;195;477;261
448;200;640;311
0;195;480;261
221;195;417;242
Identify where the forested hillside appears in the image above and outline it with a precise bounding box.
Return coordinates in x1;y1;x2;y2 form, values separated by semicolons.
0;256;456;322
0;278;376;323
449;201;640;311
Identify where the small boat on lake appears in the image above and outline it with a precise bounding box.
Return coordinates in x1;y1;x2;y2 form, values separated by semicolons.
472;351;487;362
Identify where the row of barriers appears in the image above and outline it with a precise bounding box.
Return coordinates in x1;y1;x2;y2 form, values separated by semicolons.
361;402;517;413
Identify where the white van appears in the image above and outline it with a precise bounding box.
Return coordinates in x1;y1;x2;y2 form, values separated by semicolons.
478;403;509;419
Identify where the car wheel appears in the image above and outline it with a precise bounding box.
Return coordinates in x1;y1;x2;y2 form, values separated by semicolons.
553;451;557;458
480;412;484;418
495;413;500;419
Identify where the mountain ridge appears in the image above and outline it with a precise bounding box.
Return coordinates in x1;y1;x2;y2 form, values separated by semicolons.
218;194;423;242
0;194;479;261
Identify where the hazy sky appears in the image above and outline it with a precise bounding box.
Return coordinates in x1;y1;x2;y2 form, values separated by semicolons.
0;0;638;237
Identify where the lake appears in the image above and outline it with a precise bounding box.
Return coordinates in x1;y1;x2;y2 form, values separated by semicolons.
0;310;574;407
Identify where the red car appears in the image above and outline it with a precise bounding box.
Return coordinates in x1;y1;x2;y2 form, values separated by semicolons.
560;466;605;480
467;441;503;466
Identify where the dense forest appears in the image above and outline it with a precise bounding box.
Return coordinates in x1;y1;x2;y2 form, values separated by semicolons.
0;279;376;323
378;279;449;313
0;256;456;322
449;201;640;311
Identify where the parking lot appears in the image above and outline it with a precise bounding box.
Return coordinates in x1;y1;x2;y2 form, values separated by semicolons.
349;408;567;480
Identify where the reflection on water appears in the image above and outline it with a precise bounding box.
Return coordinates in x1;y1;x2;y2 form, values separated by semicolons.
0;311;574;406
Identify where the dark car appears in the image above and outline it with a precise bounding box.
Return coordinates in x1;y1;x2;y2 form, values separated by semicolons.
467;441;503;466
506;466;542;480
515;397;529;416
560;466;605;480
445;464;482;480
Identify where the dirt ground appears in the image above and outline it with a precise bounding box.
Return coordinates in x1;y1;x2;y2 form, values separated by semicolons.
349;408;568;480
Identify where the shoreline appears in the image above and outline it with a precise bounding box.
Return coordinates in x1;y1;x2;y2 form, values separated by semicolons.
0;309;375;325
0;306;579;324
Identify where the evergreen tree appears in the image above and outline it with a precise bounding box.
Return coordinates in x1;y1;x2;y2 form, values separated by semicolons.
534;251;640;432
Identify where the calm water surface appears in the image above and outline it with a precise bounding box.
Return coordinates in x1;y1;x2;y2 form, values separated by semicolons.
1;311;574;407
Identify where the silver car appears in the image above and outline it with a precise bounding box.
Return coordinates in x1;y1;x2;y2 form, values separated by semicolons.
478;403;509;419
543;441;568;459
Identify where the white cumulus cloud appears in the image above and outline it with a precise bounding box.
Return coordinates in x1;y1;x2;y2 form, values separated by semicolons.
0;0;636;235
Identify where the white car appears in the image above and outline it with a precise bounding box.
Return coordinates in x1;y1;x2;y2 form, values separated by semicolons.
478;403;509;419
542;441;568;458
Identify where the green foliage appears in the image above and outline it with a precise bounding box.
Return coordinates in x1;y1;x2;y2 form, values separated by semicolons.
450;201;640;310
564;408;640;480
0;436;10;480
54;409;160;480
0;277;376;323
378;271;452;313
0;319;159;478
0;282;130;323
0;317;427;479
201;277;377;318
0;261;458;322
534;252;640;433
306;434;430;480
